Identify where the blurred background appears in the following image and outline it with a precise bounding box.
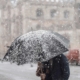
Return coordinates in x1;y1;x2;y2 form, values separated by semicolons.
0;0;80;59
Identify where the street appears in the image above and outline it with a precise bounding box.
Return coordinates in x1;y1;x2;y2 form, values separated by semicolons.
0;62;80;80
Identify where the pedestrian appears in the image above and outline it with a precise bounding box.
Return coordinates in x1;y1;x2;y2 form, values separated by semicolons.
51;54;70;80
36;54;70;80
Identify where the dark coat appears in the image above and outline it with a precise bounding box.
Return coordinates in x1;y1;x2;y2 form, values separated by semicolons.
51;54;70;80
42;61;52;80
36;54;70;80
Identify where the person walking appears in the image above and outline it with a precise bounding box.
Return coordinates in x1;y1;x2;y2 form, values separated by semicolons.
36;54;70;80
51;54;70;80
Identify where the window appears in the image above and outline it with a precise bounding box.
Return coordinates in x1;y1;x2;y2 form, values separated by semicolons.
50;9;57;18
36;9;43;17
64;10;69;18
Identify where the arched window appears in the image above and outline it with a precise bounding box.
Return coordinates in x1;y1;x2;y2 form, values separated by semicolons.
64;10;69;18
50;9;57;18
36;8;43;17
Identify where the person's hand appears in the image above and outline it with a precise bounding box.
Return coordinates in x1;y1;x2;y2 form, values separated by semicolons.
38;62;42;67
40;73;46;80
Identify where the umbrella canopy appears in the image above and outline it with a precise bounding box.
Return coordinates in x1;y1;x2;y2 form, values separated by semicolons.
4;30;69;64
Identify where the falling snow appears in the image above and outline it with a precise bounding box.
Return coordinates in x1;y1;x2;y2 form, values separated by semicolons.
4;30;69;65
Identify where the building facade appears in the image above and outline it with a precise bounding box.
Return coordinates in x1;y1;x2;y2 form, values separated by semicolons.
0;0;80;58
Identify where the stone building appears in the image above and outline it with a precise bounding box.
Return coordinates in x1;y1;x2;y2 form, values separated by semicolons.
0;0;80;59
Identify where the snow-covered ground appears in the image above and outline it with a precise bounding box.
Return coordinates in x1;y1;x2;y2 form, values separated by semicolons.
0;62;80;80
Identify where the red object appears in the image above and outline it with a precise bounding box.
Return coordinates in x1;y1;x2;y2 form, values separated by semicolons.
66;49;80;65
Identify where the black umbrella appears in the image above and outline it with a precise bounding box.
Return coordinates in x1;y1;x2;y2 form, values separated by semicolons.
4;30;69;64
